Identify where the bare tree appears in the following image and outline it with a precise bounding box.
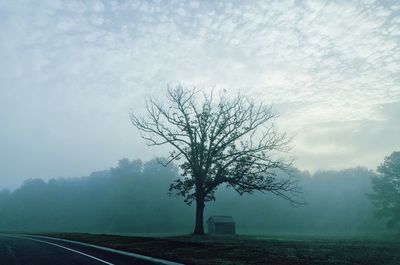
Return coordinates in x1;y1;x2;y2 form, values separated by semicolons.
130;86;301;234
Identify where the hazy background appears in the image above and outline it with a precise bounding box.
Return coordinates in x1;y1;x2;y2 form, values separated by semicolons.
1;0;400;190
0;158;384;235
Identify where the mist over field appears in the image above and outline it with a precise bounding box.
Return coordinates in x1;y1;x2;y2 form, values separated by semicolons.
1;1;400;264
0;157;389;235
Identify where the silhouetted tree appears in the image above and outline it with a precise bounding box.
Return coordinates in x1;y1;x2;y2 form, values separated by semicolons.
130;86;301;234
369;151;400;227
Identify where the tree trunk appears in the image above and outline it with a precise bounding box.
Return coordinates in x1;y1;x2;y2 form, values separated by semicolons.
193;197;205;235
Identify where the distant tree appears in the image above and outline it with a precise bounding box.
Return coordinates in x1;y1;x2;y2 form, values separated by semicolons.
110;158;143;178
369;151;400;227
130;86;301;234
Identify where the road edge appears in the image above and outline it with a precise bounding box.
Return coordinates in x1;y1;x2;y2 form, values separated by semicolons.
9;234;184;265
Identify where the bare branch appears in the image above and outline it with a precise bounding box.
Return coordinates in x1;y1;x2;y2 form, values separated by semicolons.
130;85;301;207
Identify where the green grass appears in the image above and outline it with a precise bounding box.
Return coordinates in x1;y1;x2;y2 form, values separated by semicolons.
34;232;400;265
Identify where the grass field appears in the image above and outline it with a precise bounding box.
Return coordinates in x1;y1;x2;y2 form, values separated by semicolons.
37;233;400;265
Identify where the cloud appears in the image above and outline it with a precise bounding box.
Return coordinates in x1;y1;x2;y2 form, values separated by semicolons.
292;101;400;171
0;0;399;188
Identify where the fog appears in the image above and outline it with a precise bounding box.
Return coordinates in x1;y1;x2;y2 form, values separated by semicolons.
0;158;388;235
0;0;399;241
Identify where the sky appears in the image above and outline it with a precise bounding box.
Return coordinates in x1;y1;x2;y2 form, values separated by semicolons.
0;0;399;189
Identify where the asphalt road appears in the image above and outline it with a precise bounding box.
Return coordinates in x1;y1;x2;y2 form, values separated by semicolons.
0;234;182;265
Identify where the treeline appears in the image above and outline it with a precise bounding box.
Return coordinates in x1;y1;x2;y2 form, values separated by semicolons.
0;158;386;234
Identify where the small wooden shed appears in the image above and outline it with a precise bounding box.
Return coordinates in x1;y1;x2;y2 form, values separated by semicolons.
207;216;236;234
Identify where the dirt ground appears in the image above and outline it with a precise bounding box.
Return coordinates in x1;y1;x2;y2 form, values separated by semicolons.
36;233;400;265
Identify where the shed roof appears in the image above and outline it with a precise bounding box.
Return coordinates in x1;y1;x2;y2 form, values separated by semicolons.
207;216;235;223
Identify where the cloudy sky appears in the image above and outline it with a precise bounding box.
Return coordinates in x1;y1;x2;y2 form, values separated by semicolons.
0;0;399;189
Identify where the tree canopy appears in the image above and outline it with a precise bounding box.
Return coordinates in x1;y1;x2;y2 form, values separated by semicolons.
369;151;400;227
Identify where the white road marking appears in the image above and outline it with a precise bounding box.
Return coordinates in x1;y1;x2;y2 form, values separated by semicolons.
5;235;114;265
29;235;184;265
